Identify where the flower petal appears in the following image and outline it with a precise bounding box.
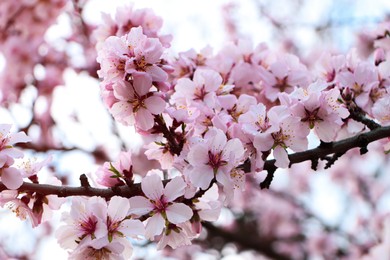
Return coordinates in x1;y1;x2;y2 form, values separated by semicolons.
145;213;165;239
188;165;214;190
135;108;154;131
187;144;209;166
128;196;154;215
1;167;23;189
274;146;289;168
108;196;130;222
163;176;186;202
119;219;145;237
144;95;165;115
141;174;163;200
166;203;193;224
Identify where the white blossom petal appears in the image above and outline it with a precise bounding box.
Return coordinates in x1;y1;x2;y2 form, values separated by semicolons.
166;203;193;224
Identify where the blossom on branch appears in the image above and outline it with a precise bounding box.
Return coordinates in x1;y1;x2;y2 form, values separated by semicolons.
129;173;193;244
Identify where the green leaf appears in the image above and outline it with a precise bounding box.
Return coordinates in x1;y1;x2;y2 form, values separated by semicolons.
109;163;122;178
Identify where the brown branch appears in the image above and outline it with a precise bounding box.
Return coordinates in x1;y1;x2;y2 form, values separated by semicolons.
0;182;142;199
348;107;381;130
260;125;390;188
2;125;390;197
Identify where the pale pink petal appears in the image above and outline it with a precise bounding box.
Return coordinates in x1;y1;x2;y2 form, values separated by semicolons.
189;165;214;190
3;147;24;158
128;196;154;215
7;132;31;145
216;170;232;189
55;225;79;250
145;213;165;239
198;201;221;222
146;65;168;82
273;146;289;168
253;132;275;151
141;174;164;200
143;38;163;63
144;95;165;115
133;74;152;96
222;138;244;162
113;81;134;100
86;197;108;221
119;219;145;237
0;124;12;136
187;144;209;166
315;121;338;142
108;196;130;222
164;176;186;202
110;101;135;125
127;27;146;47
166;203;193;224
0;155;6;168
270;62;288;79
1;167;23;189
208;129;227;154
135;108;154;130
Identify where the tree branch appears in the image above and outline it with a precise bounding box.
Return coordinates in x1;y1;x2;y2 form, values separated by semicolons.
0;182;143;199
2;125;390;197
260;125;390;188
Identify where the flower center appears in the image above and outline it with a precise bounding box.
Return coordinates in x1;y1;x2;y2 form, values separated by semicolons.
207;150;227;170
153;196;168;213
79;216;98;236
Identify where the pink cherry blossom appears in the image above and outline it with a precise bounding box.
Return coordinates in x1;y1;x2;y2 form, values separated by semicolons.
0;189;39;226
337;62;379;110
124;27;168;82
56;196;108;250
128;173;193;240
96;150;133;187
281;81;350;142
171;69;222;108
0;124;31;168
218;94;257;122
185;127;245;190
372;94;390;125
258;53;311;102
97;26;168;84
191;184;222;234
110;74;166;130
69;237;133;260
157;222;197;250
254;106;309;168
16;156;52;178
106;196;144;242
238;103;269;137
144;141;175;170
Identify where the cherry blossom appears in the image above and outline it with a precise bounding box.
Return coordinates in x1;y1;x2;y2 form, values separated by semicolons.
254;106;309;168
106;196;144;242
128;173;193;241
110;74;166;130
0;124;31;168
171;69;223;108
185;127;245;190
95;150;133;187
372;94;390;125
0;124;31;189
69;237;133;260
56;196;107;250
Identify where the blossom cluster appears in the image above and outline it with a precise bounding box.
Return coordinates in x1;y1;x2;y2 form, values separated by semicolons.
1;3;390;259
